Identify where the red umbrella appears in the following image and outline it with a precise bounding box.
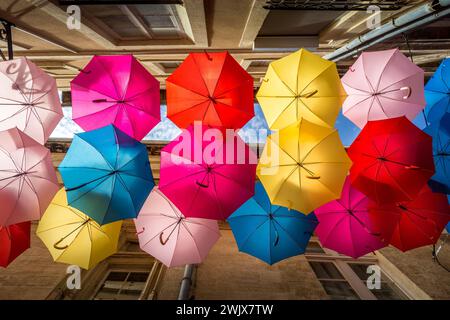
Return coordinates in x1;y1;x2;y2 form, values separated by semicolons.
368;185;450;252
0;221;30;268
166;52;254;130
348;116;434;203
159;124;256;220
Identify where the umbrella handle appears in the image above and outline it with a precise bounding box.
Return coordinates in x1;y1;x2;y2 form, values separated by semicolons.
136;227;145;235
405;165;419;170
301;89;318;98
53;238;69;250
273;231;279;247
92;98;108;103
306;175;320;180
349;67;355;72
400;86;411;99
196;180;209;188
159;232;169;245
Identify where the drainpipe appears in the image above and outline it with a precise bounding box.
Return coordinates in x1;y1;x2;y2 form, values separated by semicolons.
178;264;195;300
324;0;450;62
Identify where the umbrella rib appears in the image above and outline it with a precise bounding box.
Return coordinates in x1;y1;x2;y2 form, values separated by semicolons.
181;222;204;261
266;98;297;127
97;58;121;99
116;173;138;216
159;167;206;189
299;130;336;164
299;63;334;96
377;71;423;94
372;51;397;92
211;54;227;97
320;214;349;247
71;135;114;170
270;66;296;96
239;219;269;252
192;55;216;96
440;64;450;91
271;166;298;203
342;95;374;115
168;99;209;118
36;221;83;234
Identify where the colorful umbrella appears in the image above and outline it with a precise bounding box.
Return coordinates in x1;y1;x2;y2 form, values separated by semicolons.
341;49;425;129
166;51;254;130
368;185;450;252
348;117;434;204
159;124;256;220
0;57;63;144
257;119;351;214
71;54;160;141
0;128;59;226
58;124;154;225
256;48;345;129
134;187;220;267
424;113;450;194
424;58;449;124
0;221;30;268
37;189;122;270
227;182;318;265
315;177;387;258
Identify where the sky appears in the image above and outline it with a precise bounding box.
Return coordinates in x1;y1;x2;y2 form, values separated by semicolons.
51;102;429;146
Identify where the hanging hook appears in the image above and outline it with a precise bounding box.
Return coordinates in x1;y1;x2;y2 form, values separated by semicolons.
204;50;212;61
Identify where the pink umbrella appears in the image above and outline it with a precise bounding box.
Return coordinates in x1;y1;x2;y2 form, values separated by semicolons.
159;124;257;220
315;177;387;258
71;55;160;141
341;48;425;129
0;128;59;226
134;187;220;267
0;57;63;144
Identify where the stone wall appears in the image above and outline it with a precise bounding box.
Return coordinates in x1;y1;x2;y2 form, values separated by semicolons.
0;223;68;300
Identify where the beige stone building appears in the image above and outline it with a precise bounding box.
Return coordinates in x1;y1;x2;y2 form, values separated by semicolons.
0;0;449;300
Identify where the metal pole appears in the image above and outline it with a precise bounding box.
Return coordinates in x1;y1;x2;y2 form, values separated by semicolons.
177;264;195;300
0;19;14;60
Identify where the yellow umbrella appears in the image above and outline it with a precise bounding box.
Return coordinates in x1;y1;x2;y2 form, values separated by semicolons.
37;189;122;270
256;49;346;129
257;119;352;214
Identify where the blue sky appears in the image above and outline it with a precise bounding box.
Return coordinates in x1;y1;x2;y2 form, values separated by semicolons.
51;103;429;146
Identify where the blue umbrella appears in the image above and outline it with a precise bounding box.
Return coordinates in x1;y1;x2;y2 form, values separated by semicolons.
424;58;449;124
227;182;318;265
59;125;154;225
424;113;450;194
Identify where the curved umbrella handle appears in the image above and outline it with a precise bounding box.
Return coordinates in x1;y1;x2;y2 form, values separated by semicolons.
159;232;169;245
301;89;318;98
136;227;145;236
273;230;280;247
400;86;411;100
53;238;69;250
196;180;209;188
349;67;355;72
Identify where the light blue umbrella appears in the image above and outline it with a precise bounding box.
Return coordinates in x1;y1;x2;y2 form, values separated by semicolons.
424;113;450;195
424;58;449;124
227;182;318;265
59;125;154;225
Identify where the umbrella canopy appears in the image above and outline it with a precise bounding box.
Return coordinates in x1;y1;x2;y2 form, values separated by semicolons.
424;58;449;124
341;49;425;129
368;185;450;252
37;189;122;270
58;124;154;225
166;51;254;130
0;57;62;144
315;177;387;259
257;119;352;214
227;182;318;265
0;128;59;226
134;187;220;267
71;54;160;141
159;124;256;220
256;48;345;130
0;221;30;268
348;116;434;204
424;113;450;194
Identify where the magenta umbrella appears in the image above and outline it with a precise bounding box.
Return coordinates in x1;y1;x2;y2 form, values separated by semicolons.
341;48;425;129
71;55;160;141
0;57;62;144
159;124;257;220
315;177;387;258
134;187;220;267
0;128;59;226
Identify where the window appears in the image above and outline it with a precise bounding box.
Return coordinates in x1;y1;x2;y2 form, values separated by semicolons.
93;271;151;300
348;263;409;300
309;261;360;300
